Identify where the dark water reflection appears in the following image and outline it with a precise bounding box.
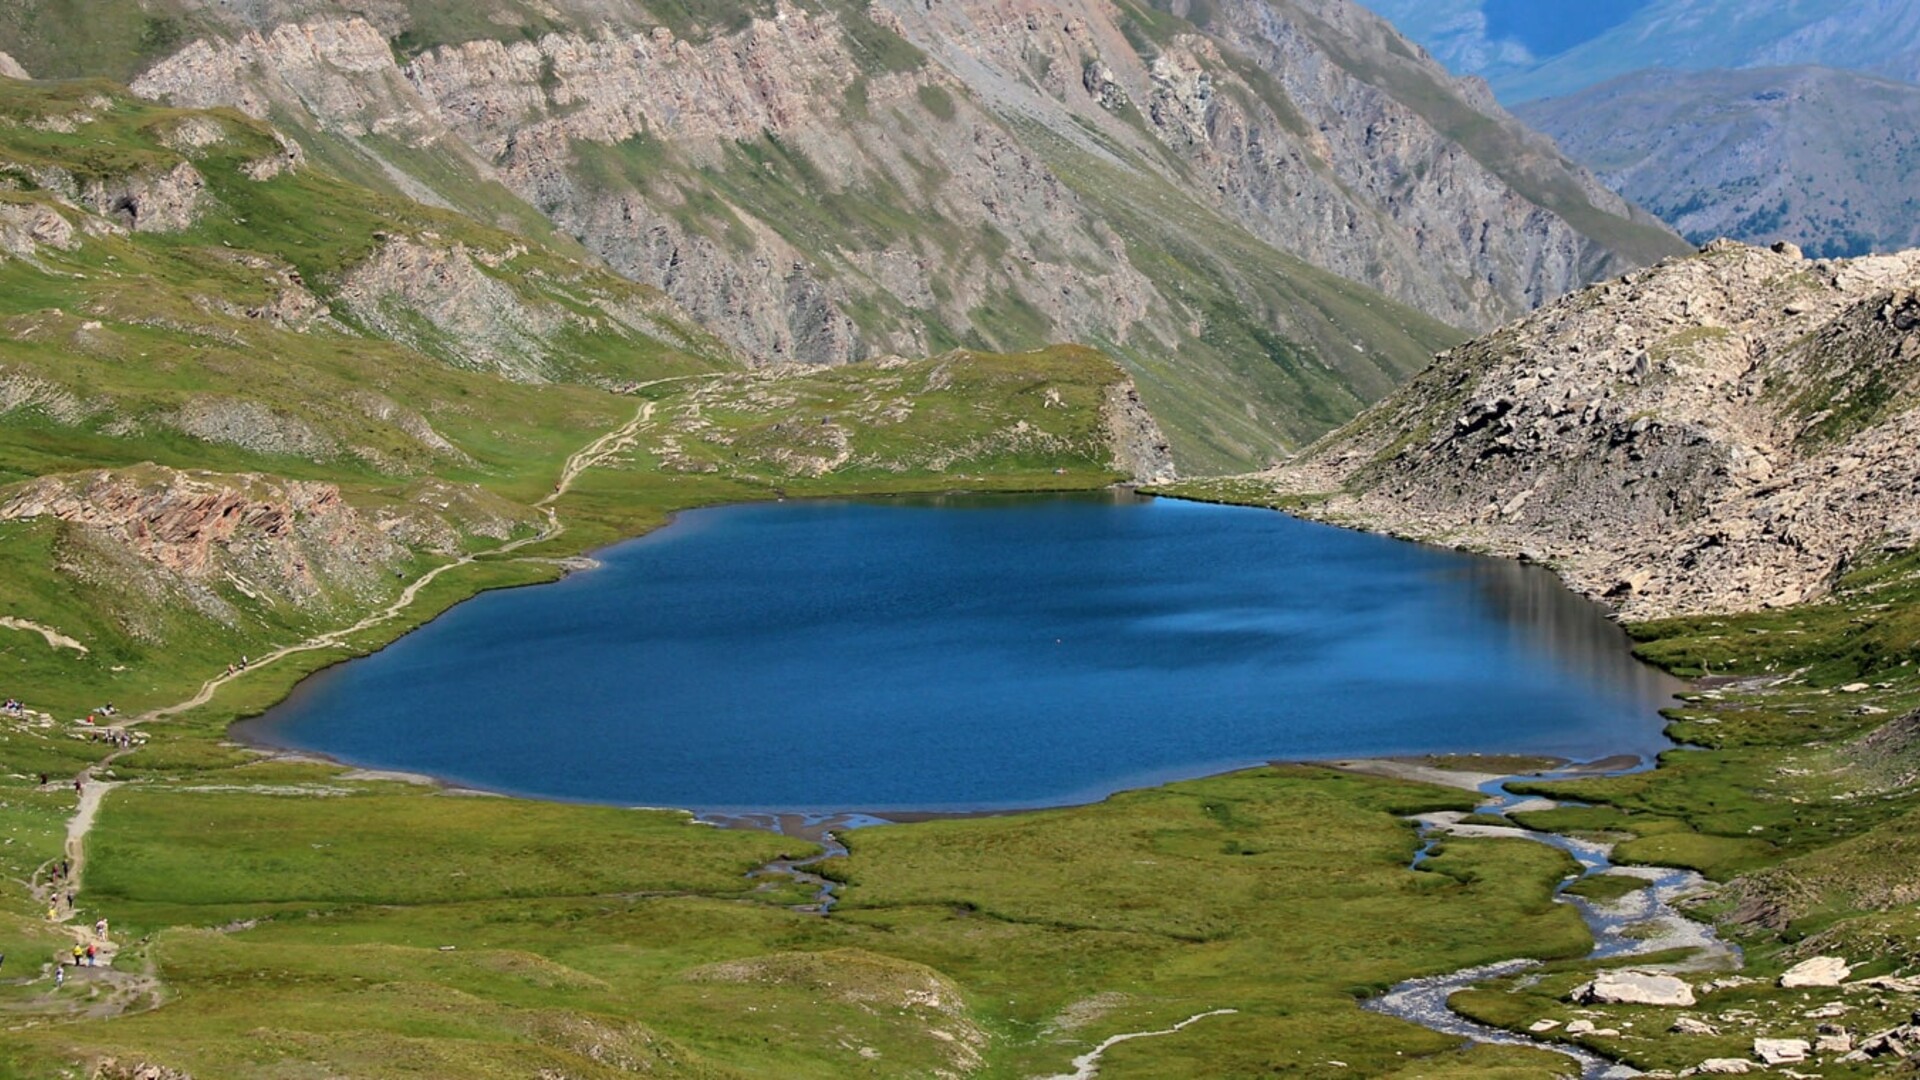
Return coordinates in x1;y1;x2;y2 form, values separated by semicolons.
1451;557;1681;722
242;493;1678;813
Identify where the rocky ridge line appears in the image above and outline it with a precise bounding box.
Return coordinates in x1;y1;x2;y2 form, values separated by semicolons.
1264;240;1920;620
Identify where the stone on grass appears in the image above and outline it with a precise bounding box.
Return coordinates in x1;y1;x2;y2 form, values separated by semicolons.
1857;975;1920;994
1854;1018;1920;1059
1779;955;1852;988
1529;1018;1561;1033
1816;1032;1853;1054
1572;970;1697;1007
1753;1037;1810;1065
1691;1059;1753;1075
1566;1019;1597;1035
1672;1016;1719;1036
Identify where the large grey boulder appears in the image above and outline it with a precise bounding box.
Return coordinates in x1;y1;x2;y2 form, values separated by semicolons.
1753;1038;1810;1065
1571;970;1697;1007
1779;955;1853;988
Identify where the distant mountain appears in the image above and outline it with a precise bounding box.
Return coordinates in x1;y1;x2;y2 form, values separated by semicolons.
1360;0;1920;101
1519;66;1920;258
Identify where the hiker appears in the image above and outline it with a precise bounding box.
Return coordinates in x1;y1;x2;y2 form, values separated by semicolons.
71;944;83;967
85;943;96;966
95;918;108;939
54;965;63;988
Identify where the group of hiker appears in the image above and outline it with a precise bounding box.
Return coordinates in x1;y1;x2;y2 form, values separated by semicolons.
48;924;110;987
2;697;23;714
225;654;250;676
80;726;136;749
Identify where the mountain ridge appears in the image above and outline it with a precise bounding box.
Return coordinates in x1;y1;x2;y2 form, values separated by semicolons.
1517;65;1920;260
21;0;1690;468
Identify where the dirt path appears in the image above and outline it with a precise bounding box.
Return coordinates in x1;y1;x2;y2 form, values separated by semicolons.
140;394;668;726
0;617;88;654
1039;1009;1238;1080
17;382;697;1022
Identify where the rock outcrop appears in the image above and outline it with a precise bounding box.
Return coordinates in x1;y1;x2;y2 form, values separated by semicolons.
0;466;535;634
0;51;30;81
1265;240;1920;619
0;201;77;259
1104;380;1177;485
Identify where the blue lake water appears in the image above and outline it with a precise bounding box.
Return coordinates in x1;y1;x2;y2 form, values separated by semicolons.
242;493;1679;813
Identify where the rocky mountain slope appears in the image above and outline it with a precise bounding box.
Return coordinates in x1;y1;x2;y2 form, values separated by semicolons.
0;0;1687;469
1516;66;1920;260
1261;239;1920;620
1361;0;1920;102
0;74;1156;719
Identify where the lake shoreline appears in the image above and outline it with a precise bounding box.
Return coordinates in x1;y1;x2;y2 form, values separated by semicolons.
230;491;1680;821
223;735;1663;843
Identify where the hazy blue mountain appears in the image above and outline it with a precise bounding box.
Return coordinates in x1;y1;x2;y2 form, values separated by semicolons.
1361;0;1920;101
1519;66;1920;257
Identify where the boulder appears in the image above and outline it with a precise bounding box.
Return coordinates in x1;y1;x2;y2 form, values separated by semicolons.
1672;1016;1720;1036
1816;1032;1853;1054
1854;1017;1920;1058
1754;1037;1810;1065
1692;1059;1753;1075
1779;955;1853;988
1566;1019;1597;1035
1572;970;1697;1007
1529;1019;1561;1033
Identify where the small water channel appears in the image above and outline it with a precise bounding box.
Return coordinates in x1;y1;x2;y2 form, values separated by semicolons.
1366;771;1740;1079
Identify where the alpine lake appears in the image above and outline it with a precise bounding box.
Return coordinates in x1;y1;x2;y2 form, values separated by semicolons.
240;492;1680;815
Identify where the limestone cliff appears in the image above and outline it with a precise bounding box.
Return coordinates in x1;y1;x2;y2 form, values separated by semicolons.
1265;240;1920;620
120;0;1685;468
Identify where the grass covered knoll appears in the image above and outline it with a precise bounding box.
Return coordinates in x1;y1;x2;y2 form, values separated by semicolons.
3;759;1602;1078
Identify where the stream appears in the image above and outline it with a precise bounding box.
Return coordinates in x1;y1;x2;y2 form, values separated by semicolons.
1364;773;1741;1079
710;811;885;915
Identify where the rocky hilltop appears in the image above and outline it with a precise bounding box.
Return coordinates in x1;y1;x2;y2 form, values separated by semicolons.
77;0;1687;468
1518;66;1920;259
1264;239;1920;620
